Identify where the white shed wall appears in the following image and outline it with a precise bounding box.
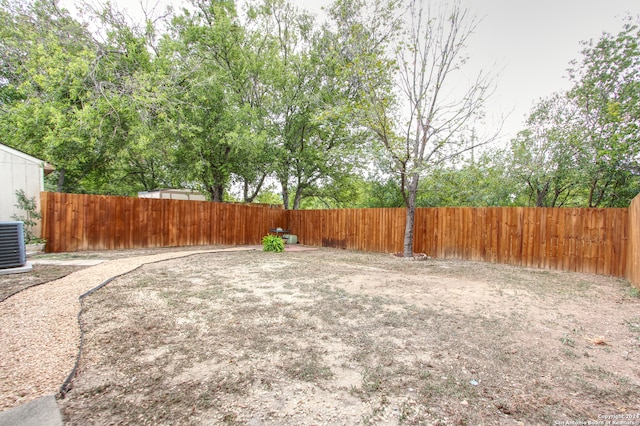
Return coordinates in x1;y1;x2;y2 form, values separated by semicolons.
0;145;45;237
138;189;206;201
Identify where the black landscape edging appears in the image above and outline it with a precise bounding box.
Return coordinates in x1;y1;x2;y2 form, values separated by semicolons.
57;248;250;399
57;266;143;399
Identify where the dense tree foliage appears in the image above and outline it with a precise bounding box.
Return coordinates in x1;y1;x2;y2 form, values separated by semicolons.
0;0;637;211
568;16;640;207
0;0;370;205
1;0;100;192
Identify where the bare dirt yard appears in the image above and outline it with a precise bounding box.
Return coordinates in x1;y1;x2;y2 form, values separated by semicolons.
4;247;640;425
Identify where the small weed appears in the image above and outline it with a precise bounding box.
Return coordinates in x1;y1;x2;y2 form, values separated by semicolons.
560;335;575;347
362;366;384;393
194;287;226;299
213;371;255;395
627;286;640;299
221;412;242;425
575;280;592;293
361;396;388;425
626;318;640;333
380;310;410;328
563;348;579;358
132;276;158;288
159;291;181;307
584;365;613;379
285;351;333;382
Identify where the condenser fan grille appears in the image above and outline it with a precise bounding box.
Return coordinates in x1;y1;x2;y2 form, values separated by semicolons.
0;222;26;269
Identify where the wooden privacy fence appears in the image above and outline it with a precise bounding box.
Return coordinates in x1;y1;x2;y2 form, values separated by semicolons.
40;192;286;252
289;207;629;277
41;192;637;284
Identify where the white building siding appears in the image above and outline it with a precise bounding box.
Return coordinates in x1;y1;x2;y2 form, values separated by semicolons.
0;144;47;237
138;189;207;201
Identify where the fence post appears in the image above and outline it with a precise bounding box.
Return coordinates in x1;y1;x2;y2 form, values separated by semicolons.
627;194;640;288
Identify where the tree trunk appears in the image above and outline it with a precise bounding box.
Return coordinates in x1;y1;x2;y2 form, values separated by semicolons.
56;168;66;192
403;176;419;257
404;203;416;257
281;182;290;210
243;173;267;203
214;184;224;202
205;184;224;202
292;186;304;210
535;182;549;207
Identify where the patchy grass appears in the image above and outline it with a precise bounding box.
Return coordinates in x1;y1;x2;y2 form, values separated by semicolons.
59;249;640;425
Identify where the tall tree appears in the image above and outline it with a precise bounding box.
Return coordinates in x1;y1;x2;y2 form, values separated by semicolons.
168;0;260;201
507;93;581;207
353;0;495;256
567;15;640;207
0;0;172;195
89;0;179;194
250;0;366;209
0;0;103;192
508;16;640;207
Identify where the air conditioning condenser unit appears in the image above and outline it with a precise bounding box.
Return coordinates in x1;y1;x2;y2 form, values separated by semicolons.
0;221;27;269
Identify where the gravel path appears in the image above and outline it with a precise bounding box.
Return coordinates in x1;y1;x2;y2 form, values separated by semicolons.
0;247;254;411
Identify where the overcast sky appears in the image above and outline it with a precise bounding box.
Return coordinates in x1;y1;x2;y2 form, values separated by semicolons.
464;0;639;143
64;0;640;145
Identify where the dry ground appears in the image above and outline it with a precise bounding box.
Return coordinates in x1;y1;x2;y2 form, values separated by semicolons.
0;264;85;302
42;248;640;425
2;247;639;425
1;246;226;302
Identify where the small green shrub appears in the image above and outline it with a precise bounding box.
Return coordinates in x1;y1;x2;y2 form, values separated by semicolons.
262;234;285;253
11;189;44;244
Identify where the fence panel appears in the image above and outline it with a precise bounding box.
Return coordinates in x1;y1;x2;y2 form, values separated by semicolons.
287;207;405;253
41;192;285;252
290;206;628;277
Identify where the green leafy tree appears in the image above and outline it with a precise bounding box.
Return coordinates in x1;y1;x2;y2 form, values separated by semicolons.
360;178;404;208
0;0;104;192
567;16;640;206
88;1;179;194
164;0;278;202
249;0;367;209
506;93;582;207
166;1;249;201
509;16;640;207
11;189;43;243
0;0;166;195
416;150;516;207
